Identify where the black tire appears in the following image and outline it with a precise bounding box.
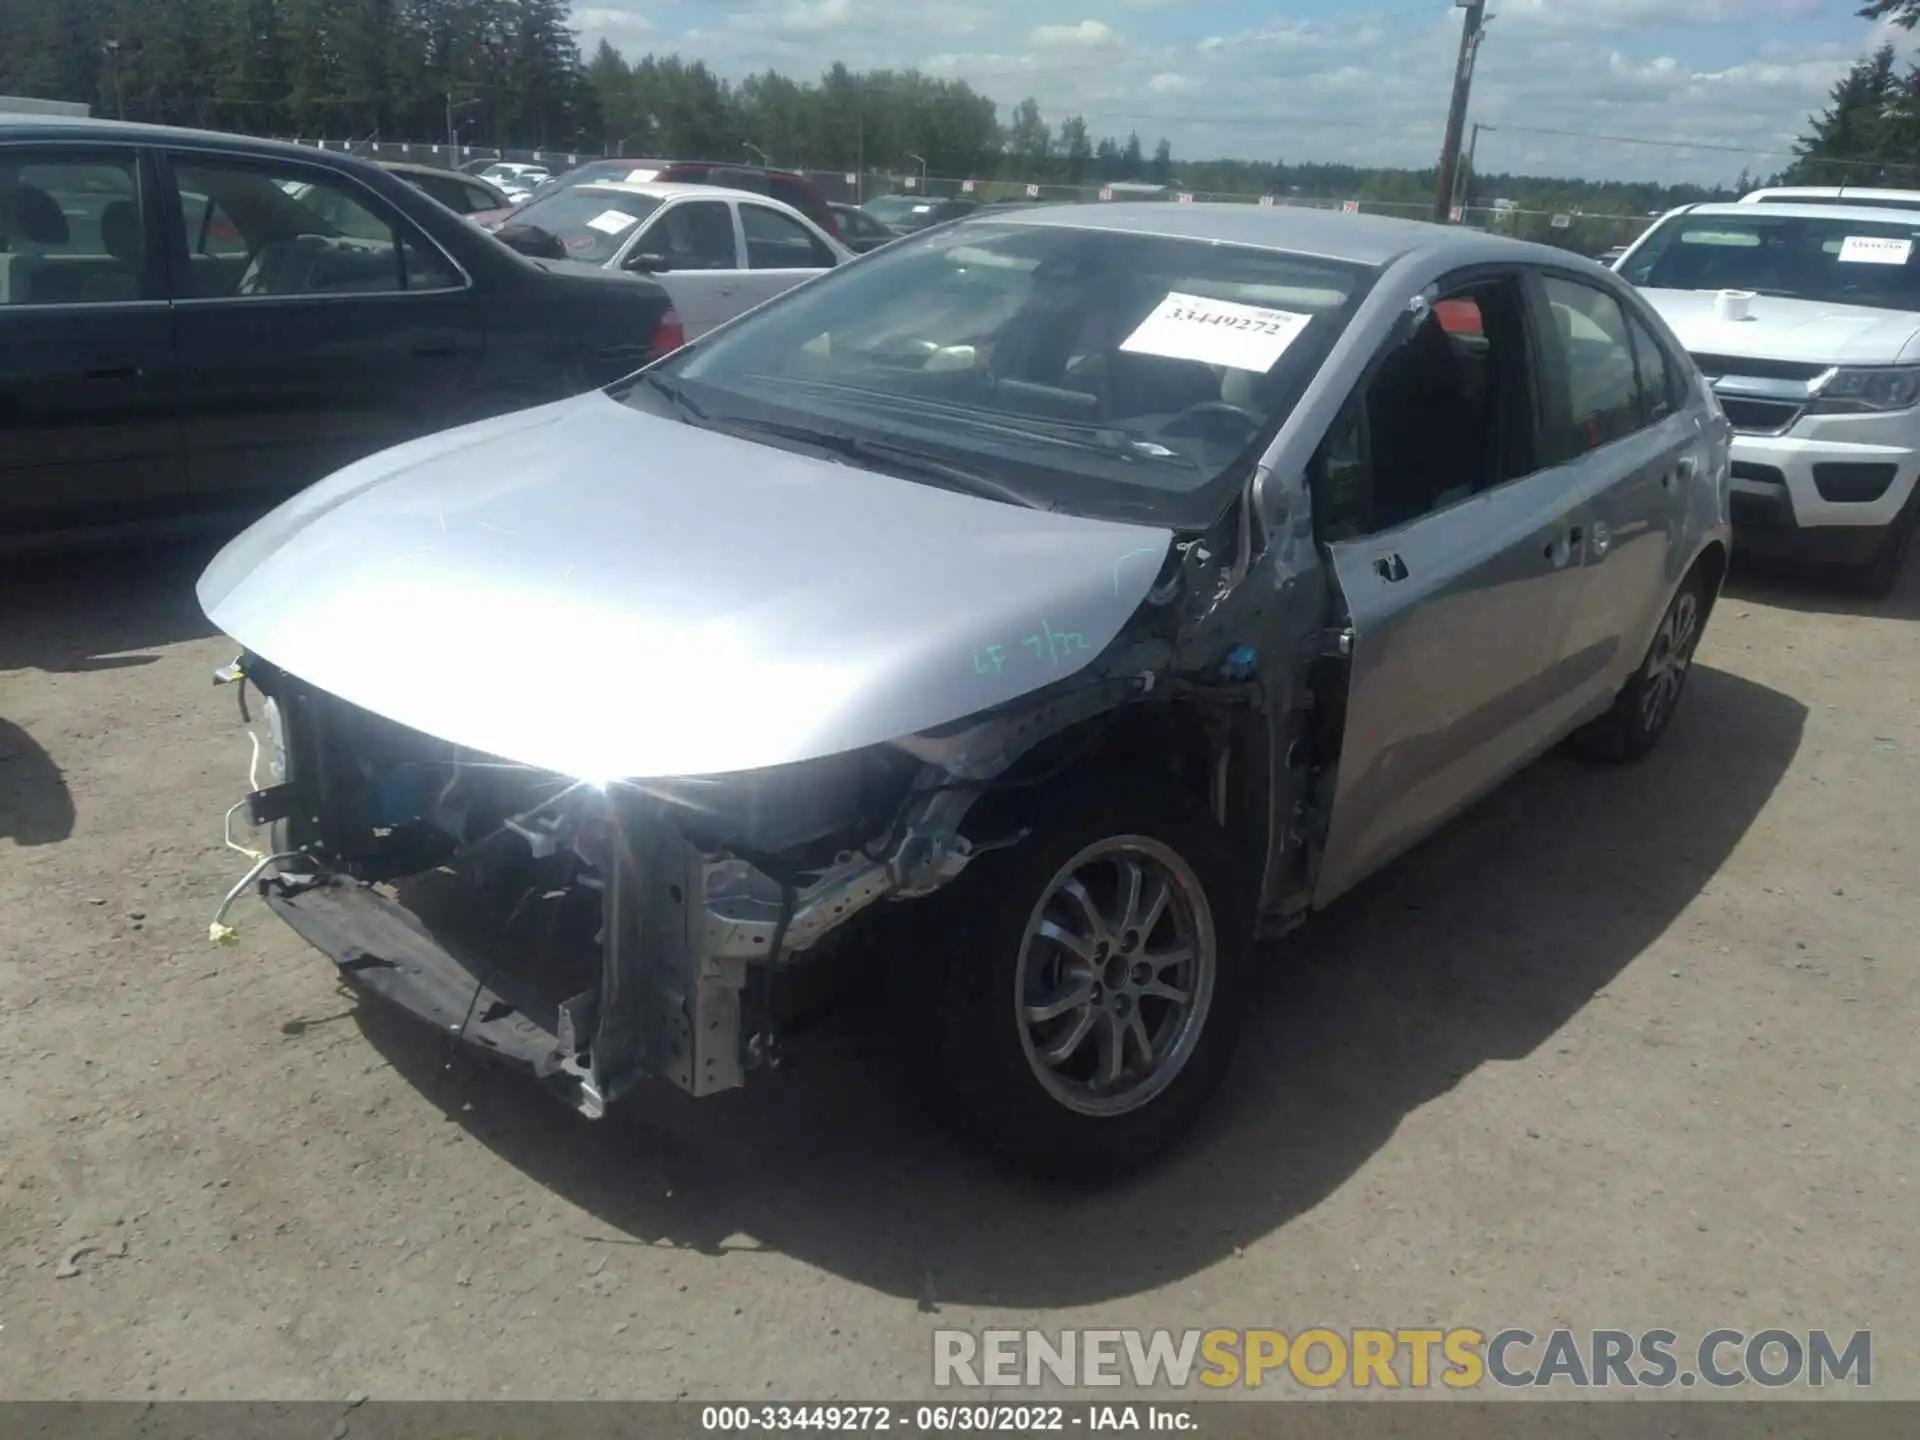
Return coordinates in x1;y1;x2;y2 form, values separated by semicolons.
1571;567;1710;764
1853;502;1916;600
910;784;1252;1183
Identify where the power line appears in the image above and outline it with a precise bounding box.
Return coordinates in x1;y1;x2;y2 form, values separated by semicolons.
1481;122;1920;175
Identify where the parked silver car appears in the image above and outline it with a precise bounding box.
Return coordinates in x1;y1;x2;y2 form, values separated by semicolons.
198;205;1732;1181
493;179;852;338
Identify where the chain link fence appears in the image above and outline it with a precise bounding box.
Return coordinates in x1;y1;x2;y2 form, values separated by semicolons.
282;139;1655;259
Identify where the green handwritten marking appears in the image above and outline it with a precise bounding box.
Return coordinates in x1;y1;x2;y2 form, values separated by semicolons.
972;644;1008;674
977;628;1090;676
1112;545;1164;596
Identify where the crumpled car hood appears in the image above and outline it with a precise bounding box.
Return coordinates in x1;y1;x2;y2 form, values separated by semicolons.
1640;288;1920;366
199;391;1174;782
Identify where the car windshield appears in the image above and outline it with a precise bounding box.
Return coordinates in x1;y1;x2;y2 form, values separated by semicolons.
630;220;1374;528
1622;212;1920;312
864;195;935;226
507;188;663;263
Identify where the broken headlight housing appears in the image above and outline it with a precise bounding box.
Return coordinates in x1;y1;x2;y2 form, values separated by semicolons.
1812;364;1920;414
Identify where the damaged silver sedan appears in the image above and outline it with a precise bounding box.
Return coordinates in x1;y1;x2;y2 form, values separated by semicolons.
198;205;1732;1180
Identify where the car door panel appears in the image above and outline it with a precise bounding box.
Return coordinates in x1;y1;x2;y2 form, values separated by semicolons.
1560;417;1690;708
1311;270;1590;909
162;151;483;517
1533;274;1697;717
625;198;741;339
1314;474;1589;908
737;200;838;312
0;144;186;544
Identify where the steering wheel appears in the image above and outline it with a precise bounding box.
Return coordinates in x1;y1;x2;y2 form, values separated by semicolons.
1157;400;1265;444
237;232;328;296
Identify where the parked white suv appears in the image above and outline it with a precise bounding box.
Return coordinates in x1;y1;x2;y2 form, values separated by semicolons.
1617;202;1920;593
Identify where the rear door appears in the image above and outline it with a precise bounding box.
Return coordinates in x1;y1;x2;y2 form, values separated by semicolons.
0;143;185;544
1531;273;1696;718
735;199;839;310
625;197;742;338
162;148;483;518
1310;271;1591;907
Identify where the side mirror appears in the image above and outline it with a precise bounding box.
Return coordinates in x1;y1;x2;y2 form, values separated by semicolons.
628;252;671;274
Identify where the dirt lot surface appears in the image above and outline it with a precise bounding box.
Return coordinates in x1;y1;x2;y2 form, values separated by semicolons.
2;543;1915;1401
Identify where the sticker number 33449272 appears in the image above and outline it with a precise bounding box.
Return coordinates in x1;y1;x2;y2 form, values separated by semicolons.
1119;291;1315;373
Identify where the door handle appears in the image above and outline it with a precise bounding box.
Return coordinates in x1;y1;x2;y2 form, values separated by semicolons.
1373;552;1409;583
83;364;140;381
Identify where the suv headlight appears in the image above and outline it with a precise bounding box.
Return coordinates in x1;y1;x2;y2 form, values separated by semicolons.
1812;365;1920;414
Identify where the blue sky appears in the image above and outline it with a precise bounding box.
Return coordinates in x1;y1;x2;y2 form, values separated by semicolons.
567;0;1897;184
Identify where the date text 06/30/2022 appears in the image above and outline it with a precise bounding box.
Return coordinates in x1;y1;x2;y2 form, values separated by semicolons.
701;1404;1198;1432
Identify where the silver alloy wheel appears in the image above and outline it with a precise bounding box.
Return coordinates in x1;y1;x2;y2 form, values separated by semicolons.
1013;835;1217;1118
1641;588;1700;735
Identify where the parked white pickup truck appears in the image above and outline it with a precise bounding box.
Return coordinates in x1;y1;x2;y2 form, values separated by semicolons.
1617;201;1920;594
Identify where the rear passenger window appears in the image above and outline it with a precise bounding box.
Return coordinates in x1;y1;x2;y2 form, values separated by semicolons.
1627;314;1677;424
0;153;148;306
741;204;834;270
1540;276;1642;460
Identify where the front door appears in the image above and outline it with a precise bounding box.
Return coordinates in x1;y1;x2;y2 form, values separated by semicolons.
734;199;839;311
0;144;185;544
626;197;742;339
161;149;482;519
1310;275;1590;908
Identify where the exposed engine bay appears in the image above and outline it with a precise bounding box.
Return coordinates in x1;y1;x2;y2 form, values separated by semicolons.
206;502;1316;1122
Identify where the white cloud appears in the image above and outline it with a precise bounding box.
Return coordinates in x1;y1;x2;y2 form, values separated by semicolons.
567;0;1891;184
1499;0;1821;33
1028;19;1120;50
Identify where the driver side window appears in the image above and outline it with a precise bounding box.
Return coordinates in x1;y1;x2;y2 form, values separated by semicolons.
1309;274;1535;539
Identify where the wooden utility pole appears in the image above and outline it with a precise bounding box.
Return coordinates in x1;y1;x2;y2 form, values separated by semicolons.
1432;0;1487;223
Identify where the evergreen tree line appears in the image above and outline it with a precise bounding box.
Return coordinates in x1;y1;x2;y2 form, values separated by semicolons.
0;0;1758;213
1786;0;1920;184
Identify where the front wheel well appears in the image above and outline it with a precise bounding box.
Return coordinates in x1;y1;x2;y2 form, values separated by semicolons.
962;700;1227;840
1692;540;1729;619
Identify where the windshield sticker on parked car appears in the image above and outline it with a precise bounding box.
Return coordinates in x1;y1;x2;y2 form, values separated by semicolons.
586;209;641;236
1119;291;1314;372
626;169;660;183
1838;235;1914;266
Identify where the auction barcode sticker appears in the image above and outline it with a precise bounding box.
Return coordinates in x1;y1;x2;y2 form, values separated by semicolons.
1120;291;1314;372
586;209;641;236
1838;235;1913;265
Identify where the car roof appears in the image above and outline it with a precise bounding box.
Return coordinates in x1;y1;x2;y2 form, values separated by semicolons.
1667;200;1920;225
573;179;777;204
0;112;355;163
980;201;1571;269
1741;186;1920;203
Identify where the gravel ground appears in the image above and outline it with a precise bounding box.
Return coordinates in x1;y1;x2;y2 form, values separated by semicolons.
1;542;1914;1400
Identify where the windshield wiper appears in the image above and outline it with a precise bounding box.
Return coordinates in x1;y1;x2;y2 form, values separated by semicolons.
717;415;1053;510
742;374;1200;469
622;370;708;422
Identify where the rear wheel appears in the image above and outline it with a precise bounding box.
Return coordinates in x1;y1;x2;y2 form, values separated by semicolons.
1571;568;1708;764
913;788;1251;1182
